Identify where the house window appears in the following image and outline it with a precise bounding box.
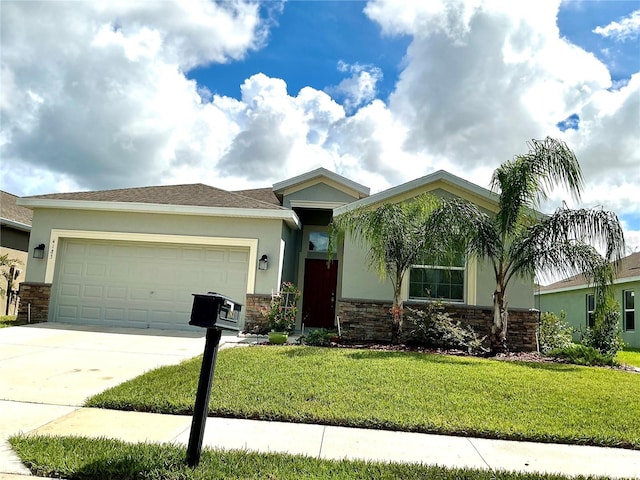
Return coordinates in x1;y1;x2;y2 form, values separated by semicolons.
623;290;635;331
586;293;595;328
409;250;465;302
308;232;329;252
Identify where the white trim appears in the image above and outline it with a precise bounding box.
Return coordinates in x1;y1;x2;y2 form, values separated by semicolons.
538;275;640;295
45;229;258;294
334;170;498;216
273;167;369;196
18;198;301;229
0;218;31;232
289;200;347;209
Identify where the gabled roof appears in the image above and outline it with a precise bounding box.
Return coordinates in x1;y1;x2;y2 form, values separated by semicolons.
18;184;301;228
1;191;32;231
540;252;640;294
334;170;498;215
272;167;370;198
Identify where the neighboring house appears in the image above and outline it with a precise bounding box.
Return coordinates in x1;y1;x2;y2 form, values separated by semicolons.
17;168;537;349
1;191;32;315
536;252;640;348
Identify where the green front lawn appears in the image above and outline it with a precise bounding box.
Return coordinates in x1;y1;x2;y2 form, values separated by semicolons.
86;346;640;449
617;348;640;368
8;435;608;480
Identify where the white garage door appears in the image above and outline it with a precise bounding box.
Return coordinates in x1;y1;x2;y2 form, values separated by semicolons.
51;238;249;330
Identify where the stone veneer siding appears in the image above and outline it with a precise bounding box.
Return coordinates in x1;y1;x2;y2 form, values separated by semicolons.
17;282;52;324
337;298;538;352
243;293;272;333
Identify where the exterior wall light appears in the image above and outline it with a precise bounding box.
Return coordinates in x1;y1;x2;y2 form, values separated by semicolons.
33;244;46;259
258;254;268;270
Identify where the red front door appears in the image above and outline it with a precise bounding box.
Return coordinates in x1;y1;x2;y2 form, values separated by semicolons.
302;259;338;329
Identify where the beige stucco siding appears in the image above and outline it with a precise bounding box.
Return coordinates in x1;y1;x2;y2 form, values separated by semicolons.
339;235;534;309
26;208;286;295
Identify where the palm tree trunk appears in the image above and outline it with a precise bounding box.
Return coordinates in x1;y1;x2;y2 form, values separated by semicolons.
491;290;508;354
390;284;403;344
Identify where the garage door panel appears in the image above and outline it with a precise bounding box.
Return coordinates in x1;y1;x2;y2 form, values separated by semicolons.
81;306;102;320
63;262;83;276
52;238;249;330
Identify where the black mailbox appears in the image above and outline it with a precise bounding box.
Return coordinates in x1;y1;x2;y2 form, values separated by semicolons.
190;292;242;331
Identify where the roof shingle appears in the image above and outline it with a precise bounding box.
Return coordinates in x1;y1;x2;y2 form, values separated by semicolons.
1;191;33;226
24;184;288;211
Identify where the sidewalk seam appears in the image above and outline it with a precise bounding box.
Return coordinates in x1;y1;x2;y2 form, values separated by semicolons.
317;426;327;459
466;438;493;472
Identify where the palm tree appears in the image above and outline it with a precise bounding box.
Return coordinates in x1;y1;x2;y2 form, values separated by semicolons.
427;137;626;353
330;194;447;343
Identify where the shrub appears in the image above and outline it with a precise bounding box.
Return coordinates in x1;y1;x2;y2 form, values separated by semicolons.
404;303;487;355
300;328;332;346
261;282;301;333
581;296;625;357
547;344;617;367
538;311;573;354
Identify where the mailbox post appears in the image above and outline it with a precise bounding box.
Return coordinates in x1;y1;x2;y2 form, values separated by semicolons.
186;292;242;468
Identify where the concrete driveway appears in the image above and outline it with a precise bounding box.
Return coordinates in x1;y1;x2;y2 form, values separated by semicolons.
0;322;212;476
0;322;208;406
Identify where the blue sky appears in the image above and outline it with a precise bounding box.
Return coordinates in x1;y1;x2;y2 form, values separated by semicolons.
1;0;639;248
191;0;639;102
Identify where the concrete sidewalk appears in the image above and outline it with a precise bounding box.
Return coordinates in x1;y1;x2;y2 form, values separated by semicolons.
1;324;639;479
4;405;640;479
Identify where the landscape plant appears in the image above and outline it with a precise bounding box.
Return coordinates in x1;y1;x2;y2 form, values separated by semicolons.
300;328;332;346
580;264;625;356
538;311;573;354
426;137;625;353
262;282;300;333
404;304;487;355
329;194;452;343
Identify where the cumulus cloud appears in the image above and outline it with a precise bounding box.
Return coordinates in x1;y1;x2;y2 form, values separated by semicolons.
0;0;266;191
593;9;640;42
326;61;383;112
1;0;638;246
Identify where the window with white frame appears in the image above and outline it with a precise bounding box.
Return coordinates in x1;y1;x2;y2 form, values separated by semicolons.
586;293;595;328
623;290;635;331
409;250;465;302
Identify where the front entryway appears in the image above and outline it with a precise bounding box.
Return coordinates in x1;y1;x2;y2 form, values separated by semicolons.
302;259;338;329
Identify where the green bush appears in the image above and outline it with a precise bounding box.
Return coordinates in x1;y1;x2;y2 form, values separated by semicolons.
538;311;573;354
404;304;487;355
300;328;332;346
581;296;625;356
547;344;617;367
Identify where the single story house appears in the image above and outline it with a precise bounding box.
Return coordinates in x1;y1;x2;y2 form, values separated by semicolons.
1;191;32;315
536;252;639;348
17;168;537;349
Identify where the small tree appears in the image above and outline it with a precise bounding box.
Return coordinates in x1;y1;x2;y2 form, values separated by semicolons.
329;194;451;343
582;264;625;356
426;137;625;354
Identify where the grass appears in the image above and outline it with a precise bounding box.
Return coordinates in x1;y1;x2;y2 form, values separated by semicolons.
617;348;640;368
9;435;610;480
0;315;26;328
86;345;640;449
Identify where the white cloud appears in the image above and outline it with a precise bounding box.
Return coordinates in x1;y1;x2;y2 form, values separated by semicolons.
327;61;383;112
1;0;638;248
593;9;640;42
0;0;265;191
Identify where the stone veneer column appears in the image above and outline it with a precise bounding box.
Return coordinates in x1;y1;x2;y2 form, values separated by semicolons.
17;282;52;324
